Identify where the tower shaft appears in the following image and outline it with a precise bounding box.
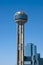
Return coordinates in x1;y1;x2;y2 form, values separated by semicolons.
16;24;24;65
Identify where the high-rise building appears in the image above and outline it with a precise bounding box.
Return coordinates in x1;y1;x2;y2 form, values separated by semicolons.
40;58;43;65
24;43;37;65
24;43;43;65
37;53;40;65
37;53;43;65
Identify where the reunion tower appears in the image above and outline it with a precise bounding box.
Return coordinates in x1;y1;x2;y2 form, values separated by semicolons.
14;11;27;65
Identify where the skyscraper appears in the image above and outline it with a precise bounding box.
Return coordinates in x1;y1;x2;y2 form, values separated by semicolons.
24;43;37;65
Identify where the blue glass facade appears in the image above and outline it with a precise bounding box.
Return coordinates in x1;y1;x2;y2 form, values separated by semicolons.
24;43;37;57
24;43;32;57
24;43;37;65
40;58;43;65
24;43;43;65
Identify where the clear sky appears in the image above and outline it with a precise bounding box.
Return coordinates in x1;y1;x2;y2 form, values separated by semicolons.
0;0;43;65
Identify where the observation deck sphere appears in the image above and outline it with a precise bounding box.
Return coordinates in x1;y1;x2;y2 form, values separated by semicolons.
15;11;27;24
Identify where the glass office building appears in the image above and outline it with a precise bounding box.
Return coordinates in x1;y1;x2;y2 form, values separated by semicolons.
24;43;33;56
24;43;37;65
24;43;43;65
37;53;43;65
40;58;43;65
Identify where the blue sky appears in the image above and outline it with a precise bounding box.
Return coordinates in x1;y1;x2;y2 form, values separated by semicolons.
0;0;43;65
